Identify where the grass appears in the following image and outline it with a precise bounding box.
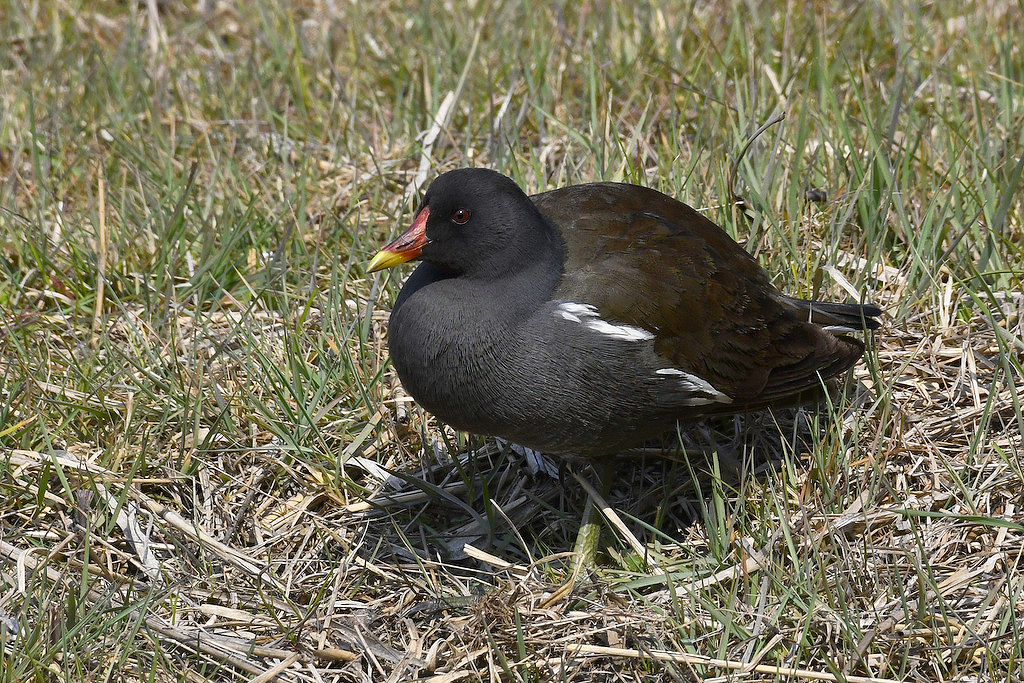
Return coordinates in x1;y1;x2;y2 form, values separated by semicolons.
1;0;1022;681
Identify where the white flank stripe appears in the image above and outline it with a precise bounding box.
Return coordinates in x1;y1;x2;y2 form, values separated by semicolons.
584;317;654;341
553;302;654;342
557;302;593;317
657;367;732;405
557;310;582;323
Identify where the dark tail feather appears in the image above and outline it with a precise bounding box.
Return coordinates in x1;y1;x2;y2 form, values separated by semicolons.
780;296;883;331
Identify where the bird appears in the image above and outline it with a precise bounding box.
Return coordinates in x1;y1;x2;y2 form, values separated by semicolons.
368;168;881;460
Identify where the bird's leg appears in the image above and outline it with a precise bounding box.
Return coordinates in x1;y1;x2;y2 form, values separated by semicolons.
571;454;619;571
542;455;619;608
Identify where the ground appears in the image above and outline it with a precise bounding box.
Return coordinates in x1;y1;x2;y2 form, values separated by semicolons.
1;1;1022;682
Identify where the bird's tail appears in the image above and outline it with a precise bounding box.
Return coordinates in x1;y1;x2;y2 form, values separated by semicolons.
780;297;883;334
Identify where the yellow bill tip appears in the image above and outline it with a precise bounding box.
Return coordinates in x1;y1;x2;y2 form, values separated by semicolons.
367;249;411;273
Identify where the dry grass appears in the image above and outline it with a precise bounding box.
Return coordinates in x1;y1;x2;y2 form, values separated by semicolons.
2;1;1023;682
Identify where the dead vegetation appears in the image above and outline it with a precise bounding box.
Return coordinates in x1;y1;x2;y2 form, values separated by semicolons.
2;1;1022;682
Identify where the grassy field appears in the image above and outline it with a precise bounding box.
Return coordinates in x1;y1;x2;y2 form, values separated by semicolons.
2;1;1022;681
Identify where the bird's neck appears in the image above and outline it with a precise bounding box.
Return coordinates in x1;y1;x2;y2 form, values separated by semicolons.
402;254;561;328
386;253;562;432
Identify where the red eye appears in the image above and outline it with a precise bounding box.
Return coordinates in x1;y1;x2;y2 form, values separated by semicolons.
451;208;470;224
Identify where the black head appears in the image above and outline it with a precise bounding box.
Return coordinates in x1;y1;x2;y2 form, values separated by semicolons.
368;168;561;279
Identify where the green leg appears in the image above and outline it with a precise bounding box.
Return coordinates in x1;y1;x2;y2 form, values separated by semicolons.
571;455;618;571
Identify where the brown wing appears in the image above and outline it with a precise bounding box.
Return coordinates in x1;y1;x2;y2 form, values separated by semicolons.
531;182;865;404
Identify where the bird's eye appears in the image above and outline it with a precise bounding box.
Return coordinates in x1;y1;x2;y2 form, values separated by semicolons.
451;208;471;225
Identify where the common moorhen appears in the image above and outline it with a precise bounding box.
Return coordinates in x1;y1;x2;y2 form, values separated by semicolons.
369;168;880;457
